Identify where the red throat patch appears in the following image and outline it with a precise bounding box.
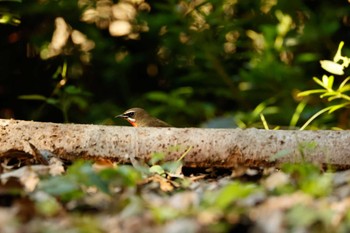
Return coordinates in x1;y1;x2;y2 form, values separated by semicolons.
128;121;137;127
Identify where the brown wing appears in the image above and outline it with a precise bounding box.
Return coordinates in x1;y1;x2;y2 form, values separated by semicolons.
151;118;172;127
139;117;172;127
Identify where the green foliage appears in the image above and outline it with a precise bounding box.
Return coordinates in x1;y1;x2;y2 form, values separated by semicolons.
340;212;350;233
3;157;350;232
298;42;350;129
149;152;166;165
148;158;182;177
99;165;142;187
39;160;109;201
143;88;216;126
286;204;334;233
34;193;62;217
1;0;350;127
150;205;181;223
19;85;91;122
147;149;189;176
39;174;84;201
0;0;21;26
281;163;333;197
211;181;259;210
234;98;279;128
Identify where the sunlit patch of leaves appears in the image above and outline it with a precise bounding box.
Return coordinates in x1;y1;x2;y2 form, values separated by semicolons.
298;41;350;130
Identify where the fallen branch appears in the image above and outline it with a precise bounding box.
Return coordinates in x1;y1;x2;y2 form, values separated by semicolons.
0;119;349;169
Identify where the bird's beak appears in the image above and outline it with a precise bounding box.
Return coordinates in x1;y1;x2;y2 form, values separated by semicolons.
115;114;127;119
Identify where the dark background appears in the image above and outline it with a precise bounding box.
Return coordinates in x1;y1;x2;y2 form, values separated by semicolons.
1;0;350;128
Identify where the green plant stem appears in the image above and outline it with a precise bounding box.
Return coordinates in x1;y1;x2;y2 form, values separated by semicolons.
259;113;269;130
299;106;333;130
290;100;307;127
177;146;192;162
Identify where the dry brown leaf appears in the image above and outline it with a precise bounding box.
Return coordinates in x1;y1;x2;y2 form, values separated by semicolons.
263;171;290;190
148;174;174;192
249;192;313;220
29;143;49;165
93;158;117;171
0;166;48;192
330;197;350;227
48;157;65;176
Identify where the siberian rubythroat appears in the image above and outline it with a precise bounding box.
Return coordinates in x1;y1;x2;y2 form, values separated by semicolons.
116;108;171;127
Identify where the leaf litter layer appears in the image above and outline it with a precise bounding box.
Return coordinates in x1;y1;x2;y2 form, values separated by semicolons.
1;150;350;233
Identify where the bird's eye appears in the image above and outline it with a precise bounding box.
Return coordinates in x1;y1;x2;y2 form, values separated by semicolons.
126;112;135;118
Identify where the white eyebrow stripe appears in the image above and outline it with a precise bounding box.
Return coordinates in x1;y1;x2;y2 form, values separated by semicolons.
127;117;136;122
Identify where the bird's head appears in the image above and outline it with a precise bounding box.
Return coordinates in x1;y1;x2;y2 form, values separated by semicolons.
116;107;171;127
116;108;147;127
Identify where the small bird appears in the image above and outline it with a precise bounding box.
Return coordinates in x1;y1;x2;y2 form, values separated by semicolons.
116;107;171;127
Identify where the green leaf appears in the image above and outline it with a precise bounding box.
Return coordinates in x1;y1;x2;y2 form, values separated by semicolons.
301;173;333;197
66;160;109;193
149;165;165;175
46;98;59;105
313;77;326;88
269;149;292;161
151;206;179;223
18;94;47;101
295;53;319;62
297;89;326;97
168;98;186;108
327;94;349;102
214;182;258;209
171;87;193;97
146;91;169;103
0;13;21;26
99;165;141;187
149;152;166;165
324;75;334;89
281;162;333;197
39;176;83;201
299;106;333;130
328;103;350;113
35;194;62;217
64;85;83;94
338;77;350;90
287;205;319;227
282;163;320;179
338;84;350;93
290;100;307;127
162;160;182;174
69;95;89;109
320;91;337;99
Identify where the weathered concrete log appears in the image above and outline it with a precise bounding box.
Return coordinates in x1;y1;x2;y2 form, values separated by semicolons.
0;119;349;169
